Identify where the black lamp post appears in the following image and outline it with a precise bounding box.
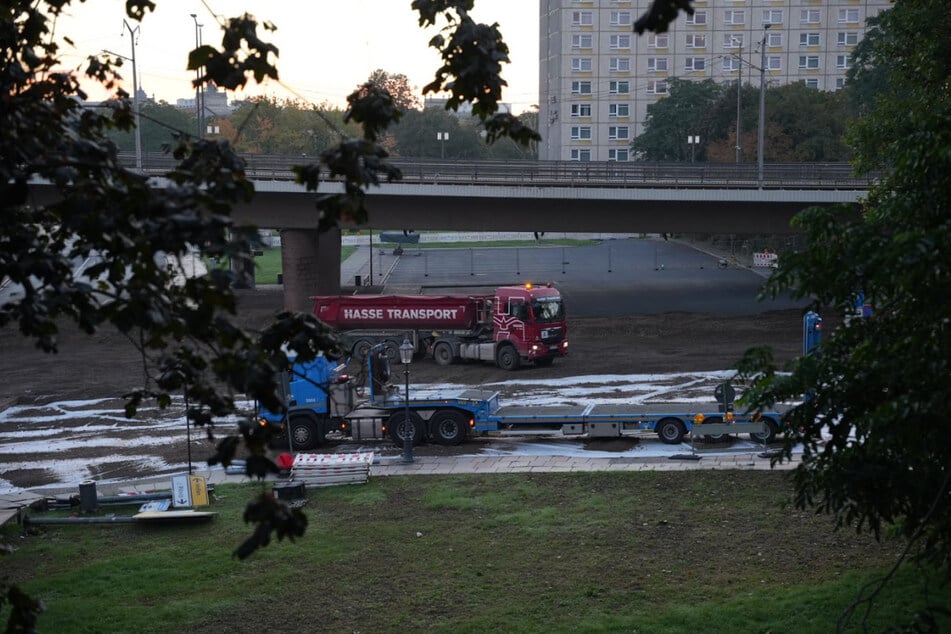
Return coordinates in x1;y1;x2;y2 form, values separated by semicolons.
399;338;415;464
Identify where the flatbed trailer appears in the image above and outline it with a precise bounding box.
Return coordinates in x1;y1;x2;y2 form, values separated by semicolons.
343;386;788;446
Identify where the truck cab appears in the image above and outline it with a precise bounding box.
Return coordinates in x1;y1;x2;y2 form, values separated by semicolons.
491;284;568;369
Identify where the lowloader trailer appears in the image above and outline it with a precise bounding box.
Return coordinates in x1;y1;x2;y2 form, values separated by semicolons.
261;347;788;451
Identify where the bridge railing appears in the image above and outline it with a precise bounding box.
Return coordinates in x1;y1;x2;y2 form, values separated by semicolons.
118;152;872;190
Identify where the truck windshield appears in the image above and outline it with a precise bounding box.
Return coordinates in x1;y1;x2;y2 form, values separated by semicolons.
532;298;564;323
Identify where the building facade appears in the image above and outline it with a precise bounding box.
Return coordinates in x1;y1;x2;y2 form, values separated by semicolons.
538;0;891;161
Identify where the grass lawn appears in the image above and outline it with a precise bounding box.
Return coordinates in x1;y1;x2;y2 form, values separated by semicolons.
3;470;943;633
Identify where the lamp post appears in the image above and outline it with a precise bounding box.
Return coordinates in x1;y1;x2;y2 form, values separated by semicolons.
399;338;415;464
687;135;700;162
735;45;742;164
436;131;448;159
757;25;772;187
190;14;203;140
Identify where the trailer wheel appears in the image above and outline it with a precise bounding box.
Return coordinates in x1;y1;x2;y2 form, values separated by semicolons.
352;339;373;360
387;410;423;447
750;417;778;444
433;342;454;366
288;414;323;451
430;410;468;446
657;418;686;444
699;416;728;443
496;345;520;371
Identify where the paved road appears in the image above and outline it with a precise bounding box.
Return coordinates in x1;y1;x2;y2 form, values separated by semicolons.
343;234;805;316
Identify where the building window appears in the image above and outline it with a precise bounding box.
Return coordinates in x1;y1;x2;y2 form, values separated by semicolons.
571;57;593;72
686;10;707;25
647;57;669;72
570;148;591;162
837;31;859;46
608;126;630;140
800;9;821;24
570;80;592;95
648;33;669;48
608;148;630;162
835;77;846;90
766;56;783;70
609;80;630;94
609;34;631;49
766;31;783;47
724;10;745;26
570;126;592;140
571;11;593;26
608;103;630;117
763;9;784;26
799;55;820;69
723;56;741;72
799;32;820;46
609;57;631;72
839;8;859;23
570;103;592;117
836;55;849;70
610;11;631;25
685;33;706;48
803;78;819;89
571;34;593;49
685;57;706;72
647;80;669;95
724;33;744;49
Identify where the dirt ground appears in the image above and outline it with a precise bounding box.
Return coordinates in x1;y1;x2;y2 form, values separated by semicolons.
0;288;806;491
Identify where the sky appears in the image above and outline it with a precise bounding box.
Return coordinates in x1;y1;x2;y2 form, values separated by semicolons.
56;0;541;113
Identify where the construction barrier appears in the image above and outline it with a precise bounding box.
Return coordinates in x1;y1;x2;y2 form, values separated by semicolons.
752;251;778;268
290;452;376;487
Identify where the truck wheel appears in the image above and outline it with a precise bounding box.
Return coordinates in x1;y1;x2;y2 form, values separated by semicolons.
699;416;728;443
430;410;468;446
750;417;778;444
382;340;400;362
433;342;454;366
352;339;373;360
657;418;686;444
387;410;423;447
496;345;520;371
288;414;323;451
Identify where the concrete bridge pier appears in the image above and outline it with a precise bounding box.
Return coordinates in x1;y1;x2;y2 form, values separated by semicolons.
280;227;342;312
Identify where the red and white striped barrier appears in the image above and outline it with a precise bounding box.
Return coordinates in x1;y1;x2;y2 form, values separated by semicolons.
290;452;375;487
752;252;778;268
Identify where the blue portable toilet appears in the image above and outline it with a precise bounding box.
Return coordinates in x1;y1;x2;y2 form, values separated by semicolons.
803;311;822;355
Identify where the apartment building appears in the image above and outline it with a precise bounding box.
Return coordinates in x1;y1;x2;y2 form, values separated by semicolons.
538;0;891;161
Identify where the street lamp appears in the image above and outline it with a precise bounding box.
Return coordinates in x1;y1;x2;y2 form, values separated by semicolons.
687;135;700;163
757;25;772;187
734;43;742;164
190;14;203;140
399;338;415;464
104;19;142;171
436;131;448;159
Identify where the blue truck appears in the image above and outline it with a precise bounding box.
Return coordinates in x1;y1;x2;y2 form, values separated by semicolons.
260;348;787;451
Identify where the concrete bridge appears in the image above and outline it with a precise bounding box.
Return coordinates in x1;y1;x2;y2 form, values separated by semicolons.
61;155;874;310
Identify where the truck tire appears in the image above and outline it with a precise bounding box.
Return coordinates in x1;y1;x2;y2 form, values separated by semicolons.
430;409;468;446
288;413;323;451
699;416;728;443
750;417;778;444
433;342;454;366
382;340;400;362
387;410;423;447
352;339;373;360
496;345;520;371
656;418;686;444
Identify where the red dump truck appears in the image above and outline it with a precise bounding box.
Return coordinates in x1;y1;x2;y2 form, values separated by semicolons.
312;284;568;370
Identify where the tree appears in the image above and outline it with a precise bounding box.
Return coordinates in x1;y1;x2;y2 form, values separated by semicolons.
366;69;420;112
737;1;951;627
632;78;724;161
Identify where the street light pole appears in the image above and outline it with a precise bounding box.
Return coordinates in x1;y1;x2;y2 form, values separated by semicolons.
399;338;415;464
757;25;772;187
437;131;448;159
190;14;203;139
735;45;742;164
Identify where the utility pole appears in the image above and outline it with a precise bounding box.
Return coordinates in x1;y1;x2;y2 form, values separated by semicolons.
190;14;203;139
735;45;742;163
757;25;772;187
104;20;142;171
